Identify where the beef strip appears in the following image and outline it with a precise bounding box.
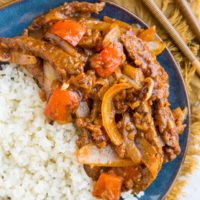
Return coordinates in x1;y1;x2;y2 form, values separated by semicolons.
121;30;169;100
84;165;103;180
121;30;183;161
78;29;102;49
172;107;187;135
0;36;84;79
69;73;94;100
0;47;37;65
154;101;181;161
133;102;164;155
28;2;105;31
23;59;44;89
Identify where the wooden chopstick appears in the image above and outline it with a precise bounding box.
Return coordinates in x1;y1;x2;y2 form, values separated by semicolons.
141;0;200;75
177;0;200;42
0;0;20;9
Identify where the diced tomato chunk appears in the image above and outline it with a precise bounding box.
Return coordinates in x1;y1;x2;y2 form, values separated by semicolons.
91;44;124;77
50;19;86;46
93;173;122;200
44;87;80;123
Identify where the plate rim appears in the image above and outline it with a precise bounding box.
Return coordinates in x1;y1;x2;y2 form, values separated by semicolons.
0;0;191;199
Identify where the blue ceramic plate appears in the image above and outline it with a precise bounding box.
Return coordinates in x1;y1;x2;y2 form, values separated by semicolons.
0;1;190;199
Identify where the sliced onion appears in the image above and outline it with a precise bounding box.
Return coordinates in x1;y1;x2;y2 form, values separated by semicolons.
102;24;121;49
138;26;156;42
144;78;154;101
76;101;90;118
123;113;141;164
102;83;132;146
122;64;144;90
146;40;165;56
43;61;59;99
83;19;110;31
45;32;79;57
136;137;162;178
77;144;135;167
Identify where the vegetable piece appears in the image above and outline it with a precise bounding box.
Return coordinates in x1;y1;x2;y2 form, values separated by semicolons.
102;83;132;145
103;16;131;30
78;29;101;49
122;64;144;90
49;19;86;46
138;26;156;41
43;61;59;99
84;165;102;180
146;39;166;56
93;173;122;200
45;32;79;57
102;24;121;49
44;87;80;123
77;144;135;167
103;16;139;34
90;43;124;78
76;101;90;118
83;19;110;31
123;113;142;164
143;78;154;101
23;60;44;90
136;137;162;178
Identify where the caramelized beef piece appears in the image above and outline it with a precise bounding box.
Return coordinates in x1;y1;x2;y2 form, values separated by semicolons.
172;107;187;135
121;30;169;100
23;59;44;89
109;166;152;193
84;165;102;180
29;2;105;31
87;124;108;148
78;30;102;49
0;36;84;78
133;102;163;154
113;90;129;113
154;101;181;161
69;73;94;100
76;128;91;148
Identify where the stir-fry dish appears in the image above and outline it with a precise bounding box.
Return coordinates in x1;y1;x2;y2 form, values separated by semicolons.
0;2;187;200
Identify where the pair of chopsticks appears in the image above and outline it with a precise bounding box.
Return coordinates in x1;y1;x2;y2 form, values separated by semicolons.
141;0;200;75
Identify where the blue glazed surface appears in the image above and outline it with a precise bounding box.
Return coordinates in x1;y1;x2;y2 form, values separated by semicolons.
0;1;189;200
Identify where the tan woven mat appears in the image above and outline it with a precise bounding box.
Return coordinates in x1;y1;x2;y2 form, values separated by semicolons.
0;0;200;199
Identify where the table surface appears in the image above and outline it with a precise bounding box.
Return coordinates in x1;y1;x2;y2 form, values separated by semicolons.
180;157;200;200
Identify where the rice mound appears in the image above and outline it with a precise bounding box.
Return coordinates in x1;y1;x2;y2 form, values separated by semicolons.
0;64;143;200
0;64;94;200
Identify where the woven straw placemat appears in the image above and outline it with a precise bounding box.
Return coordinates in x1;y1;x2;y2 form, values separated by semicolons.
0;0;200;199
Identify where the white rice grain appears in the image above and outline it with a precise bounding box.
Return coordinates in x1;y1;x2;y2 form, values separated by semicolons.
0;64;94;200
0;64;144;200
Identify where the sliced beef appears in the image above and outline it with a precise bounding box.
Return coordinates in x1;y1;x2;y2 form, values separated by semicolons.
84;165;103;180
78;30;102;49
23;59;44;89
0;36;84;79
69;73;94;100
133;102;163;155
121;30;169;100
154;101;181;161
28;2;105;31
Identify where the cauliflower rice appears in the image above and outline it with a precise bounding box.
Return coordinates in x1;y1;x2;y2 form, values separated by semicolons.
0;64;143;200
